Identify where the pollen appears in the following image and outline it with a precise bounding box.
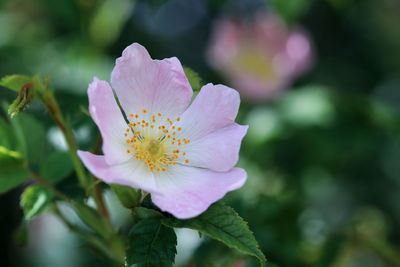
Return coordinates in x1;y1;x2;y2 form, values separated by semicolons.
124;110;190;172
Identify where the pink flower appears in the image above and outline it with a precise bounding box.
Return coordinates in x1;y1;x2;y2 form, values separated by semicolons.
207;14;313;101
77;43;248;219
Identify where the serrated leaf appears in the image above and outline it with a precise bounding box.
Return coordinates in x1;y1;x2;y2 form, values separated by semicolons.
183;67;202;92
126;218;177;267
162;202;266;266
110;184;141;209
0;75;32;92
40;151;73;183
0;146;29;194
20;184;53;220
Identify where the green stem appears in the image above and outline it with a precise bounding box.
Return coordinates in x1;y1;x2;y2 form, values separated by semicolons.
90;134;111;223
41;90;111;224
29;170;71;203
53;204;124;265
42;91;89;188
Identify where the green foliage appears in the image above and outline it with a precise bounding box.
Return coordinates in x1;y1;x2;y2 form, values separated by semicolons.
8;113;47;165
0;146;29;194
133;207;163;223
0;118;17;150
40;151;73;184
12;224;29;247
183;67;202;92
73;203;113;239
126;218;177;267
111;184;142;209
270;0;312;23
20;184;53;220
0;75;32;92
7;82;35;118
162;202;266;266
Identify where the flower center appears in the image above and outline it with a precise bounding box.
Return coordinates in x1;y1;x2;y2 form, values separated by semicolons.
124;109;190;172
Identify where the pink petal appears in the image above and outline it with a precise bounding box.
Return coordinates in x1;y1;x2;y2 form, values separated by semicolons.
178;83;240;141
184;123;248;172
152;166;247;219
88;77;130;165
111;43;192;120
77;151;162;194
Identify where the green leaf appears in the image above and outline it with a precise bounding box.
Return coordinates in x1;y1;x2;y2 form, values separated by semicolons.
40;151;73;183
20;184;53;220
126;218;177;267
110;184;141;209
0;75;32;92
134;207;163;221
183;67;202;92
0;146;29;194
162;202;266;267
0;118;17;149
8;113;47;164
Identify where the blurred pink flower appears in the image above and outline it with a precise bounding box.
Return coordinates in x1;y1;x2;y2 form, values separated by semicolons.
207;14;313;100
78;43;247;219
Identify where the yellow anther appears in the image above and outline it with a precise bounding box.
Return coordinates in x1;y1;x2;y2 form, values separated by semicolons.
161;167;166;171
158;113;162;116
151;125;154;128
127;149;131;153
135;114;139;118
177;117;181;121
185;159;189;163
126;128;130;132
142;109;147;113
182;152;186;156
177;127;181;131
130;114;133;118
124;133;128;137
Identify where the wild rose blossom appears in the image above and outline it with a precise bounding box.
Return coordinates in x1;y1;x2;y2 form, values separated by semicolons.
77;43;248;219
207;14;313;100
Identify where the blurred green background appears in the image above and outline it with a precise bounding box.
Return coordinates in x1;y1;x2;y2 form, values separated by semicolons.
1;0;400;266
